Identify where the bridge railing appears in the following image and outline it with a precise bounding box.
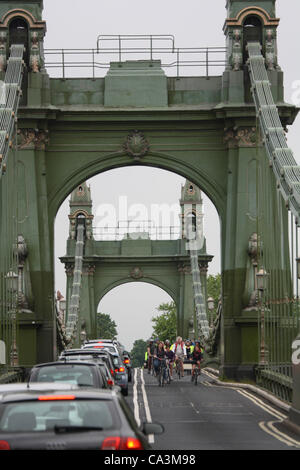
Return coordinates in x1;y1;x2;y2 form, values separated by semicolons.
92;222;181;241
44;35;226;79
247;42;300;403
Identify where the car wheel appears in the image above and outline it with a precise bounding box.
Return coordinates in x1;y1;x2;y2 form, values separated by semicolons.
122;387;129;397
128;372;132;382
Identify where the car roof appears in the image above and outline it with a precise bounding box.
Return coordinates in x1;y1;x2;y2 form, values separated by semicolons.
60;349;107;356
84;339;115;345
0;387;119;403
79;348;111;356
0;382;78;393
31;361;100;368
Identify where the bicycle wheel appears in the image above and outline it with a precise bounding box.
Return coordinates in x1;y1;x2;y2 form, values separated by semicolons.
161;369;165;387
166;367;171;384
177;362;181;380
194;370;198;385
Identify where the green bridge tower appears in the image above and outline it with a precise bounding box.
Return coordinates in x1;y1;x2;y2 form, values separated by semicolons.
0;0;299;425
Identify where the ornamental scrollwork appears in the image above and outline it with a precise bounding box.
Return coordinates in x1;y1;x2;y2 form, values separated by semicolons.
17;128;49;150
224;127;259;148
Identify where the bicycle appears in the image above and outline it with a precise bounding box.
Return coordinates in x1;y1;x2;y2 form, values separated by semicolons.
175;356;184;379
164;359;171;384
191;361;201;386
156;357;167;387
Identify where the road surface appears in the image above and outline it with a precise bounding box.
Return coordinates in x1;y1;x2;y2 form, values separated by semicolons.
125;368;300;450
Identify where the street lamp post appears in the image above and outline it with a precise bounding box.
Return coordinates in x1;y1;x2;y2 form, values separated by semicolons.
207;296;215;327
5;271;19;367
256;268;269;365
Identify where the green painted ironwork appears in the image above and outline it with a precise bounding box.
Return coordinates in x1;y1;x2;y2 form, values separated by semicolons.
0;45;24;367
247;42;300;402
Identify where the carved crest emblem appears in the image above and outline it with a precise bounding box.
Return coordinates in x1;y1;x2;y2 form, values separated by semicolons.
124;130;149;160
130;267;143;279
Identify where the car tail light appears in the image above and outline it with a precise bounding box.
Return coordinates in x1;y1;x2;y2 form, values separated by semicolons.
110;368;114;376
101;437;143;450
119;367;125;372
107;379;114;386
121;437;143;450
38;395;75;401
101;437;121;450
0;440;10;450
123;359;130;364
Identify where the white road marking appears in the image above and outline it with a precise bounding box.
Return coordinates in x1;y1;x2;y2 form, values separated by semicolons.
190;401;200;414
133;368;140;427
140;368;155;444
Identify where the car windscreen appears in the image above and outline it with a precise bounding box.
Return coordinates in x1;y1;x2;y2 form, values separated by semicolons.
0;399;120;432
32;365;98;387
112;357;121;367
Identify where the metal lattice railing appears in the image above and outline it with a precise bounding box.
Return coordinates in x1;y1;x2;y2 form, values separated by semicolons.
247;42;300;402
0;45;24;369
189;248;210;344
248;42;300;221
0;45;24;179
64;222;85;347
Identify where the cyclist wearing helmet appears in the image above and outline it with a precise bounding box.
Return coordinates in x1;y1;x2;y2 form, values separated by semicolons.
147;338;156;374
185;339;194;359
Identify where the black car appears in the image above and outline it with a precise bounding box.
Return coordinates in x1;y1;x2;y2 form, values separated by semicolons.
0;388;164;450
28;362;108;390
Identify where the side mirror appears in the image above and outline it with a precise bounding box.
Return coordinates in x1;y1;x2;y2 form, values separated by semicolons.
141;422;164;436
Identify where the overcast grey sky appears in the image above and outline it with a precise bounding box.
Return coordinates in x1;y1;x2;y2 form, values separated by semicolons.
48;0;300;350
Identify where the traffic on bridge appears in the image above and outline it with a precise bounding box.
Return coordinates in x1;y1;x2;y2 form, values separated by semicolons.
0;0;300;453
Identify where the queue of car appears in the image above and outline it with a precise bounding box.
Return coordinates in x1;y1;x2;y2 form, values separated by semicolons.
0;338;164;450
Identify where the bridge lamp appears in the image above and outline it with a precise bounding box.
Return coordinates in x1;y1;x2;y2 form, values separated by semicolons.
80;330;87;343
5;271;18;293
207;297;215;311
256;268;269;292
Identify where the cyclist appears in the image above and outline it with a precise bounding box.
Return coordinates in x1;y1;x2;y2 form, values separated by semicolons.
164;341;175;380
185;339;194;359
147;338;155;374
172;336;186;378
195;340;204;354
153;341;167;380
191;342;203;381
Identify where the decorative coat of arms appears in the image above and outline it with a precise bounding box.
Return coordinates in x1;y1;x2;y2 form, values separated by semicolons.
130;267;143;279
124;130;149;161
